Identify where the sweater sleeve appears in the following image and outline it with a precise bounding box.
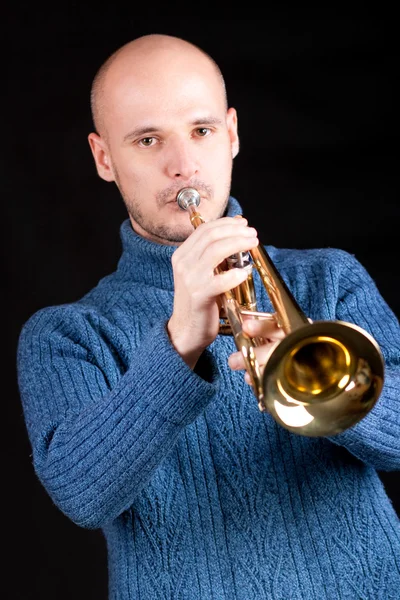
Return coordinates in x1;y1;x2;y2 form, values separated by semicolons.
327;250;400;470
17;308;219;529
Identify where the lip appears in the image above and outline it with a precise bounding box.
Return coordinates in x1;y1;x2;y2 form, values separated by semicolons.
166;196;205;204
164;192;207;207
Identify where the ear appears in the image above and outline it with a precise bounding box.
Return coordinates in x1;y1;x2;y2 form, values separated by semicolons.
226;107;239;159
87;133;115;182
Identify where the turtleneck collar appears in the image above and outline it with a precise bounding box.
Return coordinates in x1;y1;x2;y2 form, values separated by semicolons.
116;196;243;290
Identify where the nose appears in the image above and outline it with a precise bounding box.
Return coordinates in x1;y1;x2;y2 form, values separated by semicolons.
164;137;199;181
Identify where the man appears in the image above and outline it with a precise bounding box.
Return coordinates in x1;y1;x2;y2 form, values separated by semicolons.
17;34;400;599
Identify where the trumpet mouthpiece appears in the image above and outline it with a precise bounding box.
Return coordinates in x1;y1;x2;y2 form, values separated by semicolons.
176;188;201;210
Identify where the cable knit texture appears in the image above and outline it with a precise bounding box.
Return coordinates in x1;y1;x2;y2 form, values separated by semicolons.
17;197;400;599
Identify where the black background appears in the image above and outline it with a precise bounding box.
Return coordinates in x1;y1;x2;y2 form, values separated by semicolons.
5;13;399;600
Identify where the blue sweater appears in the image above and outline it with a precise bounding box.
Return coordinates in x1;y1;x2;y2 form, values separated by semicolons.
17;197;400;599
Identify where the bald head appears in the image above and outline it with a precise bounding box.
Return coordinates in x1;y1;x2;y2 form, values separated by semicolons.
90;34;227;138
87;33;239;244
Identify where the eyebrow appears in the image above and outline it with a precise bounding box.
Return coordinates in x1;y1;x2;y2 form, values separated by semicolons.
122;116;224;143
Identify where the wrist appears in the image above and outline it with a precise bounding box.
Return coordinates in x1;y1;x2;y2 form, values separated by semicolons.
167;318;203;369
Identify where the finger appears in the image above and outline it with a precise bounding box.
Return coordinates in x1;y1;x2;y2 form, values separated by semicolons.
179;216;249;253
178;266;251;310
242;315;285;341
228;339;280;371
177;233;258;277
228;350;244;370
244;371;252;386
208;237;259;273
207;267;251;298
183;219;256;260
173;231;258;282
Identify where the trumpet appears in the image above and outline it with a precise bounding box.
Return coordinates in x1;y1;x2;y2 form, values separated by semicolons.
176;187;384;437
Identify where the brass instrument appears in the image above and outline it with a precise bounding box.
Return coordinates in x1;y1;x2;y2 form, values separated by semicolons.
176;187;384;437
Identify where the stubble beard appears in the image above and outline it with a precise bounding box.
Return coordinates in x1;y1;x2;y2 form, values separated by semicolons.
114;173;231;244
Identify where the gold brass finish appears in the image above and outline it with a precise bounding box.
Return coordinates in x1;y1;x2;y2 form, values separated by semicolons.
176;187;384;437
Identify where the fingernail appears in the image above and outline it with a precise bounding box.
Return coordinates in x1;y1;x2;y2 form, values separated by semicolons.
234;268;249;279
228;355;239;369
245;227;257;236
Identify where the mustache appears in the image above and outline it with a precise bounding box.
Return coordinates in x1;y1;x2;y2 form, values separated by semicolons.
157;180;213;207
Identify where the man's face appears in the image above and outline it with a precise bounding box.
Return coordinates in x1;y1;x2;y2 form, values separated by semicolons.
89;55;239;245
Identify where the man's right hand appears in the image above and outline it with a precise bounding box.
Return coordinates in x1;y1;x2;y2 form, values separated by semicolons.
167;216;259;368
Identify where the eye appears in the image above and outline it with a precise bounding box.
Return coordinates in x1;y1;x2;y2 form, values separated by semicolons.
195;127;211;137
138;137;157;147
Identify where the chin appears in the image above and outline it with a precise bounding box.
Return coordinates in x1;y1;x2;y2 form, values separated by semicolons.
169;227;194;244
150;222;193;245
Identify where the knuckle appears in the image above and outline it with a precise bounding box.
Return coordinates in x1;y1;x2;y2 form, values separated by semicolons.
191;288;206;306
171;251;181;266
207;227;224;243
173;260;185;276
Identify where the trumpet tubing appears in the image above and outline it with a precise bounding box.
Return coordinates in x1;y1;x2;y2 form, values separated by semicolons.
176;187;384;437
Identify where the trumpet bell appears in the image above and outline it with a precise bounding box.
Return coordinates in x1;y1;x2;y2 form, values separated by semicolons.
176;186;385;437
261;320;384;436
